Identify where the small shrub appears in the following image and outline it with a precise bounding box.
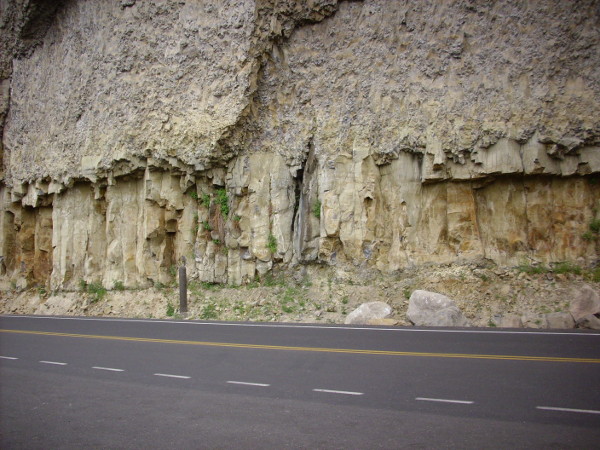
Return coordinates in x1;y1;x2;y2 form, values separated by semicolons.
113;281;125;291
516;264;548;274
79;279;88;292
553;261;582;275
582;231;595;241
215;188;229;217
267;234;277;254
212;239;221;245
590;219;600;234
201;193;211;209
155;281;166;290
189;190;199;201
202;221;212;231
166;302;175;317
341;296;349;304
312;199;321;219
87;282;107;303
591;267;600;283
200;303;218;319
234;215;242;222
169;265;177;278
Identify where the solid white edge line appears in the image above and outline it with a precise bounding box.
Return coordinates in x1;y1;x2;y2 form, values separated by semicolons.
416;397;474;405
92;366;124;372
227;381;270;387
313;389;364;396
4;315;600;336
39;360;67;365
0;356;19;360
154;373;191;379
537;406;600;415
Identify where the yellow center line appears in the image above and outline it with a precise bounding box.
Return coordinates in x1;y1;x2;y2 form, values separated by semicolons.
1;328;599;364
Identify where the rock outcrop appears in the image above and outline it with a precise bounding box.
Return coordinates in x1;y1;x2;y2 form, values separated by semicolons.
1;1;600;291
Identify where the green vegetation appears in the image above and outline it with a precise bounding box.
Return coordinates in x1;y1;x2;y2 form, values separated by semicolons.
200;302;218;319
79;279;107;302
215;188;229;217
87;282;107;303
166;302;175;317
113;281;125;291
553;261;582;275
189;190;199;201
312;199;321;219
267;234;277;254
201;193;211;209
515;264;549;274
202;221;212;231
583;218;600;240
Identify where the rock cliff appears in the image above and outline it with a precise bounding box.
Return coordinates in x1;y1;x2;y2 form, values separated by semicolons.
1;0;599;291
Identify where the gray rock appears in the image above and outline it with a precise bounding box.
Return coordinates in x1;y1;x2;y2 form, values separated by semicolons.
521;313;548;329
407;290;470;327
569;284;600;321
545;312;575;329
576;314;600;330
345;302;392;325
498;314;523;328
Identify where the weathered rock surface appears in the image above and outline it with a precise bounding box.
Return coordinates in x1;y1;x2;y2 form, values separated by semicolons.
345;301;392;325
544;312;575;330
1;1;600;292
569;284;600;321
498;314;523;329
576;314;600;330
407;290;470;327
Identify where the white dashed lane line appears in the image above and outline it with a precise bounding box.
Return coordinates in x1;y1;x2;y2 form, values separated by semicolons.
92;366;125;372
0;356;18;360
416;397;474;405
537;406;600;415
39;360;67;366
313;389;364;396
154;373;191;379
227;381;270;387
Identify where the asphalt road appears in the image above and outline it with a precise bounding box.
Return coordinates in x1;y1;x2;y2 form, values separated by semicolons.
1;315;599;449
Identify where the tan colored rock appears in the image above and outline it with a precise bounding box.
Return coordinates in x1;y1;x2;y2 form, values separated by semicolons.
366;318;398;326
499;314;523;329
569;285;600;322
545;312;575;330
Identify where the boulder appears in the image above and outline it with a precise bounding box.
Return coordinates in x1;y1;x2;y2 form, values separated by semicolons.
545;312;575;329
345;302;392;325
576;314;600;330
407;290;470;327
521;313;548;329
366;318;399;326
498;314;523;328
569;284;600;321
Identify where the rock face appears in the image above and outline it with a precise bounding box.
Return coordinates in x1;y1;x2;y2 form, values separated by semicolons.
1;1;600;290
345;301;392;325
407;290;470;327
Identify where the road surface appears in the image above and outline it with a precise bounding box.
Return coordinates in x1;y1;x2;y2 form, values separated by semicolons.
1;315;599;448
